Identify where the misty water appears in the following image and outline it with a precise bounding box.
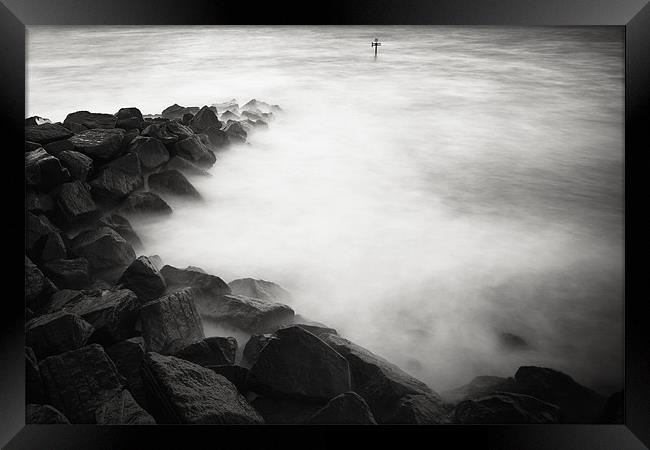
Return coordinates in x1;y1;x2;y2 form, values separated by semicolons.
27;26;624;394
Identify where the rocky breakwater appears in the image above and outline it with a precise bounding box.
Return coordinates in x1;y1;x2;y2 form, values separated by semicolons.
24;99;619;425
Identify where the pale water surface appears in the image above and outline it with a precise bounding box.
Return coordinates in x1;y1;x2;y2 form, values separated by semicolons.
27;26;624;393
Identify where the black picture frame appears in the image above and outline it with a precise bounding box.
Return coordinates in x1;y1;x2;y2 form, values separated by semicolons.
3;0;648;448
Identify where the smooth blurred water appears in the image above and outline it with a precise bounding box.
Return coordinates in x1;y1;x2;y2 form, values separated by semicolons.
27;26;624;393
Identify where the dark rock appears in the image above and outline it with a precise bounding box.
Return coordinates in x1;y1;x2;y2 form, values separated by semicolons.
229;278;292;303
95;389;156;424
199;294;294;334
42;258;90;289
98;214;143;248
165;120;195;140
41;289;84;315
499;332;529;349
43;138;74;156
219;110;240;122
599;390;623;423
25;141;42;152
58;150;93;181
293;323;338;339
66;122;87;134
70;226;136;271
189;105;221;133
250;396;323;424
118;191;173;216
39;232;67;262
26;311;94;359
164;155;211;177
25;116;51;126
243;334;276;366
115;107;144;130
307;391;377;424
161;104;198;120
181;113;194;125
25;123;73;145
26;347;45;404
148;170;201;198
70;128;125;160
53;180;100;224
140;288;205;354
208;365;250;394
223;121;247;143
39;344;123;423
25;148;70;191
118;256;166;302
105;337;148;410
26;404;70;424
26;212;59;254
64;289;140;345
442;375;513;403
253;119;269;128
173;336;237;367
454;392;560;424
26;191;54;215
205;126;229;147
89;152;143;201
248;325;351;400
64;111;116;129
128;136;169;170
141;352;264;423
141;122;178;146
174;135;216;167
25;256;58;312
385;393;448;424
160;265;231;297
322;333;436;423
120;128;140;150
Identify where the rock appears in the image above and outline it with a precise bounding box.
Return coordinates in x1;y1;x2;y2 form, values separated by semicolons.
25;123;73;145
70;226;136;271
223;121;247;143
160;265;231;297
39;344;123;423
321;333;436;423
64;289;140;345
307;392;377;424
115;107;144;130
43;138;74;157
228;278;292;303
242;98;273;112
70;128;125;160
253;119;269;128
454;392;560;424
26;311;94;359
25;148;70;191
41;289;84;315
182;113;194;125
219;110;239;122
293;323;338;339
25;116;51;126
58;150;93;181
38;232;67;262
241;110;263;121
208;365;249;394
95;389;156;424
42;258;90;289
499;332;529;349
250;396;323;424
26;347;45;404
26;212;59;254
26;191;54;215
128;136;169;170
118;256;166;302
599;390;623;423
141;352;264;424
148;170;201;198
141;122;178;146
174;135;216;167
89;152;143;201
164;156;211;177
173;336;237;367
105;337;148;410
199;294;294;334
248;325;351;400
118;191;173;216
243;334;276;366
165;120;195;140
64;111;116;129
98;214;143;248
161;104;198;120
25;256;58;312
140;288;205;354
442;375;513;403
205;126;229;147
26;404;70;424
189;105;221;133
53;180;100;224
385;393;448;424
25;141;42;152
66;122;87;134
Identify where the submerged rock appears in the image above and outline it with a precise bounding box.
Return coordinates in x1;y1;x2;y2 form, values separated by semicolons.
148;169;201;198
198;294;294;334
307;391;377;424
454;392;560;424
70;128;125;160
64;111;116;130
26;311;94;360
26;404;70;424
95;389;156;424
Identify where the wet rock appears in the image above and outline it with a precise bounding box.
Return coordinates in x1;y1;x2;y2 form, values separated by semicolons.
89;152;143;201
160;265;231;297
128;136;169;170
161;104;198;120
42;258;90;289
205;126;229;147
248;325;351;400
26;212;59;253
25;148;70;191
70;128;125;160
454;392;560;424
141;352;263;424
223;121;247;143
293;323;338;339
229;278;292;303
115;107;144;131
118;191;172;216
250;396;323;424
442;375;513;403
148;169;201;198
71;226;135;271
164;155;211;177
208;365;250;394
64;111;116;130
174;135;216;167
140;288;204;354
41;289;84;315
26;404;70;424
38;232;67;262
26;347;45;404
385;393;448;424
141;122;178;146
25;256;58;312
26;311;95;360
65;122;87;134
165;120;195;140
307;391;377;424
53;180;100;224
243;334;276;366
26;191;54;215
39;344;123;423
105;337;148;410
173;336;237;367
26;116;51;126
118;256;166;302
189;105;221;133
95;389;156;424
25;123;73;145
98;214;143;248
58;150;93;181
43;138;74;157
199;294;294;334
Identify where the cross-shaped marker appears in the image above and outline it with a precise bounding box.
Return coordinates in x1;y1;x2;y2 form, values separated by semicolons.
372;38;382;56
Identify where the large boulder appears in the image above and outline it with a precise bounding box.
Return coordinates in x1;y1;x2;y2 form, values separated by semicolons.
115;107;144;130
208;365;250;394
223;121;247;143
141;352;263;424
70;226;136;271
26;347;45;404
141;122;178;146
164;155;211;177
70;128;125;160
174;135;216;167
243;334;276;366
39;344;123;423
42;258;90;289
43;138;75;157
118;191;172;216
165;120;195;140
105;337;148;410
26;404;70;424
64;111;116;129
228;278;292;303
25;148;70;191
58;150;93;181
198;294;294;334
189;105;220;133
384;393;448;424
98;214;143;248
161;104;198;120
118;256;166;302
95;389;156;424
173;336;237;367
454;392;560;424
248;325;351;400
160;265;231;297
26;311;95;360
37;232;67;263
140;288;205;354
25;123;73;145
53;180;100;224
205;126;229;147
307;391;377;424
26;191;54;215
148;170;201;198
128;136;169;170
89;152;143;201
25;256;58;312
